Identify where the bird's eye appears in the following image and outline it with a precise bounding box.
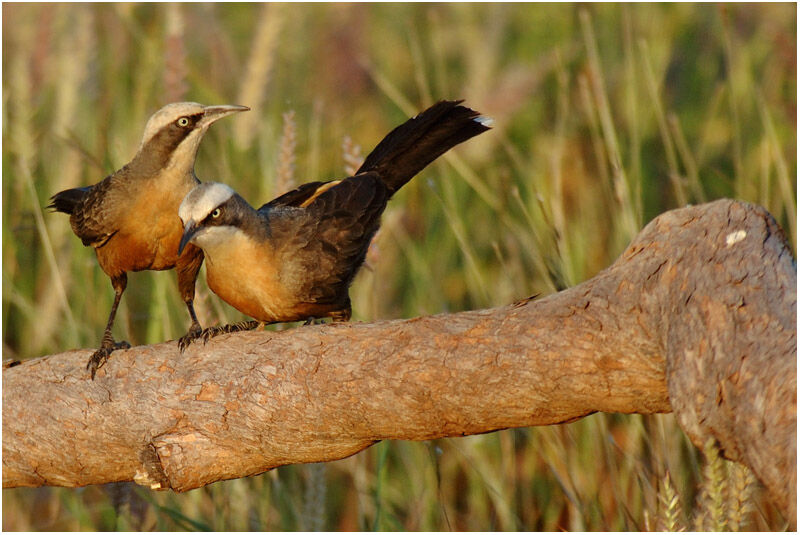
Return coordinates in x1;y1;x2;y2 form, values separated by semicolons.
177;117;191;127
211;208;221;218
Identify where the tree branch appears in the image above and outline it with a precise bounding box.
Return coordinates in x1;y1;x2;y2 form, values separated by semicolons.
3;199;795;522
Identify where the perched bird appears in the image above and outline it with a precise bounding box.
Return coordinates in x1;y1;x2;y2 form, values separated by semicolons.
177;100;491;343
49;102;249;378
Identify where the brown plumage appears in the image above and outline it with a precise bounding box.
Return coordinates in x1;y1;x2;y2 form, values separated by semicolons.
49;102;248;378
177;100;491;342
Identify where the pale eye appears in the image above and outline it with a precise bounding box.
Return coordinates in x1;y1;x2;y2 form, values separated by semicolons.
211;208;221;218
177;117;190;127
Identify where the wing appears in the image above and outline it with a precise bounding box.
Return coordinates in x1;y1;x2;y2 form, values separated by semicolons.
263;173;390;304
68;169;133;248
257;181;331;211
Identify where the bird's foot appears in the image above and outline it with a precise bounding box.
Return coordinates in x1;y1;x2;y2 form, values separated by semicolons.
330;309;351;323
201;321;262;343
87;340;130;380
181;321;263;346
303;310;350;326
177;322;204;353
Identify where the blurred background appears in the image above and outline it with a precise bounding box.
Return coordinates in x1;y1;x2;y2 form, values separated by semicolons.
2;3;795;531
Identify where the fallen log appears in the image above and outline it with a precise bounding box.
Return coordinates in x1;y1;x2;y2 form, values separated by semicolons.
3;199;795;522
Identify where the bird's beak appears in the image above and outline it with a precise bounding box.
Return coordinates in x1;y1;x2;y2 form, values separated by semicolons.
178;220;199;256
201;104;250;125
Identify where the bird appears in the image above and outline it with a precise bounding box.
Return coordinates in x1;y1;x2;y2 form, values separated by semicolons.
176;100;491;344
48;102;249;378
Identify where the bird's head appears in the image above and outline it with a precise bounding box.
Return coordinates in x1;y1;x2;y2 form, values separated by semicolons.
178;182;241;256
136;102;249;174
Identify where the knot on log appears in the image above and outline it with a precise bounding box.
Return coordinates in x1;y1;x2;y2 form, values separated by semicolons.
135;445;169;490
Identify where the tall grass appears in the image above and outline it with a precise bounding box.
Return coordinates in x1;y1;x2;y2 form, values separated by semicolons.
2;3;794;530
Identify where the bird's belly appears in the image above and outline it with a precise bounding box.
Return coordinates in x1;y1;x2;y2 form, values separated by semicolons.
204;242;299;323
104;182;192;273
101;218;182;273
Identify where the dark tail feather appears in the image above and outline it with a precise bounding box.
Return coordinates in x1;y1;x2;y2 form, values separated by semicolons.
356;100;491;194
48;186;91;214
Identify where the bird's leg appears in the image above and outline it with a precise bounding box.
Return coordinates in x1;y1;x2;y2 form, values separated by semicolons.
176;248;204;352
177;300;203;352
87;274;130;379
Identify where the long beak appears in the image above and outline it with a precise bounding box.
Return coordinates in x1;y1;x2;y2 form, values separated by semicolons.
178;220;199;256
201;104;250;125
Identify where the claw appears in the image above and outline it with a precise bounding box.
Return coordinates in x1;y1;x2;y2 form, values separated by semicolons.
202;328;215;344
87;348;109;380
178;323;203;353
86;340;130;379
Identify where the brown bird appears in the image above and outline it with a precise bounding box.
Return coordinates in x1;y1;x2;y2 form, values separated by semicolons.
49;102;249;377
177;100;491;343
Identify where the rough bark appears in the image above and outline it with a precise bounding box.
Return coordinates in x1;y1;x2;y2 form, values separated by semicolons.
3;199;795;521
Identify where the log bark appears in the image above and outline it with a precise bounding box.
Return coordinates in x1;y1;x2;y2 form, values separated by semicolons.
3;199;795;521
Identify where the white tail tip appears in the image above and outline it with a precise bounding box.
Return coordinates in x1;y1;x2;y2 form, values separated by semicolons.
475;115;494;128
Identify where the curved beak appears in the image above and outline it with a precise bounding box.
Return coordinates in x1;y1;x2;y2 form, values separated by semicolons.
178;220;199;256
201;104;250;125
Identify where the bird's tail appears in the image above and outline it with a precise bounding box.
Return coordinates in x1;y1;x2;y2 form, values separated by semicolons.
47;186;91;215
356;100;491;194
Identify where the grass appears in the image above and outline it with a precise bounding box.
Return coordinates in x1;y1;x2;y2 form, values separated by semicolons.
2;3;795;531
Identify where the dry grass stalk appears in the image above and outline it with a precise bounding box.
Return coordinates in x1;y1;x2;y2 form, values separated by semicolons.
37;5;95;352
163;3;188;102
726;462;755;531
639;39;686;207
342;135;364;176
668;113;706;203
234;4;283;148
8;17;79;349
693;438;728;531
301;463;327;532
757;96;797;240
657;471;684;531
275;110;297;195
53;5;93;141
578;9;639;240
